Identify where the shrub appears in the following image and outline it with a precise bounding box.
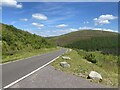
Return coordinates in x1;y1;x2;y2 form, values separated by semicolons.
84;53;97;63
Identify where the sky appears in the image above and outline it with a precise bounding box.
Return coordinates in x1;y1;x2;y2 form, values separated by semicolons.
1;0;118;37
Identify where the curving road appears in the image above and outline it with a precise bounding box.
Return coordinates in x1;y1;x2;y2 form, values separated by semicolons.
2;48;67;88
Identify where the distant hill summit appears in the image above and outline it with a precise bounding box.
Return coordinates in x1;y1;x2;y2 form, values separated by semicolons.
49;30;118;46
49;30;119;55
2;24;55;55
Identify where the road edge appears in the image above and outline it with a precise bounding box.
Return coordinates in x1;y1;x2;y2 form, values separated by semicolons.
3;56;60;89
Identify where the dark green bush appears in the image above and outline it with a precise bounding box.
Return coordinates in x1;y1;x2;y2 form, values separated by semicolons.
66;36;119;55
84;53;97;63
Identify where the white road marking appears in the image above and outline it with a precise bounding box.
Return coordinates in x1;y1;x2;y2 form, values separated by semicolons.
2;55;61;89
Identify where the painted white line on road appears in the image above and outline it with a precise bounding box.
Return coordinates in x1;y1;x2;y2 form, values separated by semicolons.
3;56;60;89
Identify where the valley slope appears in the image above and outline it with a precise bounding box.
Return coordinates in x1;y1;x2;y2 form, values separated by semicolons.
49;30;119;55
50;30;119;87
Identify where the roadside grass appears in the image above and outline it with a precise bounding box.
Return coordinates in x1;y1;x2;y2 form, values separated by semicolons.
51;49;118;87
2;47;61;63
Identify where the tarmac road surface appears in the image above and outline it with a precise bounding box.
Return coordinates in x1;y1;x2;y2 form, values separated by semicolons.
2;48;67;88
10;65;109;88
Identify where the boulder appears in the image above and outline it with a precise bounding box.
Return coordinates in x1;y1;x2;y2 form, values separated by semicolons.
60;62;70;68
62;56;71;60
88;71;102;82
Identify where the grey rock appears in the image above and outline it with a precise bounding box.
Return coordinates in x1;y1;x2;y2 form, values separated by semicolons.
62;56;71;60
60;62;70;68
88;71;102;82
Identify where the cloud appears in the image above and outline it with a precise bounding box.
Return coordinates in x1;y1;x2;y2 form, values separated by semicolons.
84;21;89;24
20;18;28;21
10;21;16;25
32;25;118;37
79;26;93;30
46;28;78;37
99;14;117;20
79;26;118;32
45;17;66;25
1;0;22;8
32;13;48;20
93;14;117;25
56;24;68;28
69;28;78;31
56;28;78;33
32;22;44;28
94;28;118;33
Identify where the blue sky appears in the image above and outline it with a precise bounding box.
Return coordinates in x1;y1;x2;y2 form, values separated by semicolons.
2;1;118;37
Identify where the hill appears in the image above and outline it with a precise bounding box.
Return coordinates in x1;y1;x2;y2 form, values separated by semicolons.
2;24;56;56
51;30;119;86
49;30;119;55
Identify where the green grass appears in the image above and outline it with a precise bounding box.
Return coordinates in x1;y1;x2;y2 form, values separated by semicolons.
51;49;118;87
49;30;118;46
2;47;61;63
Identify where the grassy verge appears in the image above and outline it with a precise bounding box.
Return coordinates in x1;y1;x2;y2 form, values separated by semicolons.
51;49;118;87
2;47;61;63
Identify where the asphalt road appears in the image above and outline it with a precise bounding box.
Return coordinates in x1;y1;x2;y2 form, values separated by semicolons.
2;48;67;88
10;65;108;88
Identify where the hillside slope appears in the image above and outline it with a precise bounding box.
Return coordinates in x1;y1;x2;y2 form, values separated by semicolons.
51;30;119;86
50;30;117;46
49;30;119;55
2;24;55;56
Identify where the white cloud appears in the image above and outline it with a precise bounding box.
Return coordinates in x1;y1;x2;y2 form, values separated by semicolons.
79;26;118;33
32;22;44;28
49;28;78;36
94;14;117;25
1;0;22;8
94;28;118;33
37;27;78;37
32;13;48;20
58;28;78;33
79;26;93;30
99;14;117;20
10;21;16;25
84;21;89;24
56;24;68;28
69;28;78;31
31;26;118;37
20;18;28;21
